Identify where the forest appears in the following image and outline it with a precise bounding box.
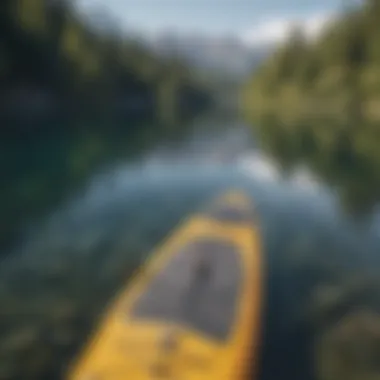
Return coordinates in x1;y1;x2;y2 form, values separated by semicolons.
0;0;212;131
243;0;380;123
242;5;380;378
0;0;214;250
242;0;380;215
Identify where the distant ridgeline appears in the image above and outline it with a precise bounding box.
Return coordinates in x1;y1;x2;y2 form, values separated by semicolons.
0;0;212;131
242;0;380;123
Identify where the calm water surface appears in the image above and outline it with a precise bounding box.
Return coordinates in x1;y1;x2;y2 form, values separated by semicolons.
1;113;380;380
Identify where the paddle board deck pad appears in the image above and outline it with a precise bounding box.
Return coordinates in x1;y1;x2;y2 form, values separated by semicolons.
67;189;263;380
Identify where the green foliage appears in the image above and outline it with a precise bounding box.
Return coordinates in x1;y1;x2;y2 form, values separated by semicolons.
243;0;380;121
14;0;48;35
242;0;380;215
0;0;213;251
1;0;210;124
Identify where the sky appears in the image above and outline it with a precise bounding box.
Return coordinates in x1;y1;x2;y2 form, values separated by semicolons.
77;0;361;45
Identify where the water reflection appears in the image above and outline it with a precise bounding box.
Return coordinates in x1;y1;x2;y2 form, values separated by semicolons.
254;116;380;217
0;116;197;252
1;115;380;380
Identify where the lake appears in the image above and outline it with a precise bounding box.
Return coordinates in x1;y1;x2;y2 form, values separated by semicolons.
1;112;380;380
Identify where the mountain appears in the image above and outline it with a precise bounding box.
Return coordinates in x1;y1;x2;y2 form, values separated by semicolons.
148;32;274;79
78;4;273;80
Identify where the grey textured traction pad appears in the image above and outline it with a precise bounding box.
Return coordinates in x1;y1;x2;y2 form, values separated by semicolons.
131;238;243;341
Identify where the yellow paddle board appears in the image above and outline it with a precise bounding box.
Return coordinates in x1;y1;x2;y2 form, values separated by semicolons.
67;189;263;380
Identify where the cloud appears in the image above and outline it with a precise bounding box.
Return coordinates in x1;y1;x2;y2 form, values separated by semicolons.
241;12;337;46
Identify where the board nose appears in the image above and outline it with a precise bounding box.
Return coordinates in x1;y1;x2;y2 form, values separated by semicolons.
203;189;254;223
214;190;252;206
